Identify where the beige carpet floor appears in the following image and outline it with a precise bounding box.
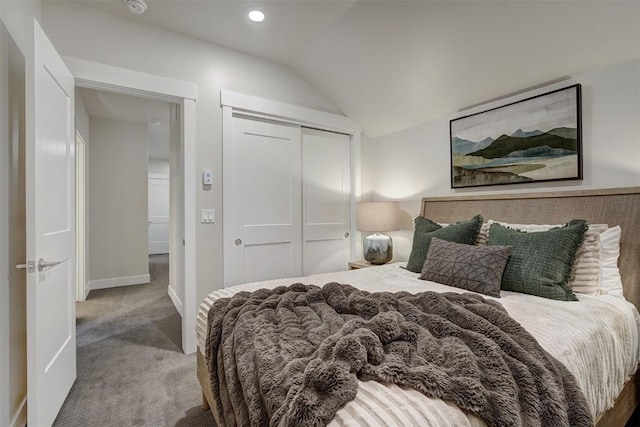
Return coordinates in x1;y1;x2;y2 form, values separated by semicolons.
53;254;216;427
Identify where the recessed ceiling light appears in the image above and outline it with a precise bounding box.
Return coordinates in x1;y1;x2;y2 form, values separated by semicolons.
247;9;265;23
125;0;147;15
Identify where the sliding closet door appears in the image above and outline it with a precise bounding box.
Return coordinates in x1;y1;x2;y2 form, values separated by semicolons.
302;128;351;275
225;116;302;286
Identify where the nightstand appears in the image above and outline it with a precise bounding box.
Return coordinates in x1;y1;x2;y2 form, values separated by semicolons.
348;260;382;270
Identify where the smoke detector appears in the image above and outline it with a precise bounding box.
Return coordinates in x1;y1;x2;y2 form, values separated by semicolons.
125;0;147;15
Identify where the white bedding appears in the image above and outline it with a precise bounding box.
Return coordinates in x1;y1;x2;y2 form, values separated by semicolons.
197;263;640;426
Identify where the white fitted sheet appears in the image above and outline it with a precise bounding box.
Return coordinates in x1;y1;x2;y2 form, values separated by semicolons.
197;263;640;425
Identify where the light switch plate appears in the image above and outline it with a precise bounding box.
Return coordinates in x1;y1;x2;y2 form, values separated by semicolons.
203;170;213;185
201;209;215;223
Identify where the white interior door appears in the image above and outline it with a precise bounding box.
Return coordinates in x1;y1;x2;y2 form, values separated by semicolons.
302;128;351;275
148;176;170;254
225;116;302;286
24;19;76;426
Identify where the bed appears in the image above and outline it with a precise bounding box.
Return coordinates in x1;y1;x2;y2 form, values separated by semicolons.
197;187;640;426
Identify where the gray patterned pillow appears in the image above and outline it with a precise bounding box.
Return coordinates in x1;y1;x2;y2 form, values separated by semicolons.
420;238;511;298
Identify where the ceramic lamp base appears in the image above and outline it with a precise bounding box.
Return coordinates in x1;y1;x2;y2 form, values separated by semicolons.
363;232;393;265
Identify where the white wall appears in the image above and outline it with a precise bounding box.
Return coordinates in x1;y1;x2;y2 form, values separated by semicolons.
88;118;150;289
363;59;640;261
0;0;40;54
0;4;40;426
148;159;169;175
41;2;341;303
0;20;27;427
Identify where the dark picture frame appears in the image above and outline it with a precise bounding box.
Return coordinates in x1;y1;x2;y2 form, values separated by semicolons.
450;84;582;188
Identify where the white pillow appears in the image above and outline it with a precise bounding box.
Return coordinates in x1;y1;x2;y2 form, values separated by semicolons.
599;226;623;297
486;220;608;295
476;222;491;246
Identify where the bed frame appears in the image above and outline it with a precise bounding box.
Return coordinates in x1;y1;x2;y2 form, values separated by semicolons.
198;187;640;426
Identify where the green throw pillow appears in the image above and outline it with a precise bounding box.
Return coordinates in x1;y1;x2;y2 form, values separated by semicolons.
488;220;588;301
406;215;483;273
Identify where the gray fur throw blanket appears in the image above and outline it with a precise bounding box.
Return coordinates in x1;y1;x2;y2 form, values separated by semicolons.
206;282;592;427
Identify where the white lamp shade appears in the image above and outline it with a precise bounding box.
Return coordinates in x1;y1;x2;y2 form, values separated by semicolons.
357;201;399;232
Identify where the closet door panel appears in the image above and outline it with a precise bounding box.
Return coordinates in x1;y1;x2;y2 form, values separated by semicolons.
226;116;302;286
305;240;348;276
242;133;293;228
303;129;351;275
243;242;294;283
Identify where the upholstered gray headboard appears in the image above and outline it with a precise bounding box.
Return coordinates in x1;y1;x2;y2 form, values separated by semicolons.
421;187;640;309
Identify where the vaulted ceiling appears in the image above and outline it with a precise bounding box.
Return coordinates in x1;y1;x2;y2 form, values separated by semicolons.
61;0;640;138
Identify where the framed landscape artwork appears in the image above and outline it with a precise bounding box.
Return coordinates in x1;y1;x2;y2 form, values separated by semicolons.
450;84;582;188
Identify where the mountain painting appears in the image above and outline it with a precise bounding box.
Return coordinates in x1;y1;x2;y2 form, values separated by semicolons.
450;84;582;188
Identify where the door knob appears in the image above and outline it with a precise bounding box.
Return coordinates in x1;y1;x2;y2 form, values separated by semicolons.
235;239;242;246
344;232;350;238
16;258;67;273
16;261;35;273
37;257;67;272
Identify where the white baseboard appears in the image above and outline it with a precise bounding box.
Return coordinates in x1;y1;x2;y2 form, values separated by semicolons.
167;285;183;317
87;274;150;292
10;396;27;427
84;280;90;300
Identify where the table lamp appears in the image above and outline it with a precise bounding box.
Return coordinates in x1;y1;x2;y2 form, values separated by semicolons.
357;201;399;264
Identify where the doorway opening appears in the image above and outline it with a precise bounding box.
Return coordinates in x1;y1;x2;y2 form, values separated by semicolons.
74;88;182;329
67;57;197;354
